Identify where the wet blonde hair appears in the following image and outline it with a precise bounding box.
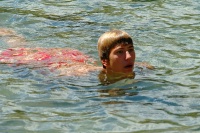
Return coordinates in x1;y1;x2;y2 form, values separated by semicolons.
97;29;133;68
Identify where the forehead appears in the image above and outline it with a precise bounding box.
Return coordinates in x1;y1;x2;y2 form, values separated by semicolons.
112;43;134;49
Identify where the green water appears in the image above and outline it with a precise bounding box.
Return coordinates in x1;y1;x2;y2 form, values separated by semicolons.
0;0;200;132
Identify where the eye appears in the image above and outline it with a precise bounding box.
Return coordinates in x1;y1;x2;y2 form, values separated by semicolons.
128;48;134;53
116;50;124;54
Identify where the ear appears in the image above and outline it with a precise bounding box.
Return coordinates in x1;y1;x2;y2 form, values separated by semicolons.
101;59;109;68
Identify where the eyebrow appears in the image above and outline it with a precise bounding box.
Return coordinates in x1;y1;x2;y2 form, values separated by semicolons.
128;45;134;48
114;45;134;50
126;45;134;49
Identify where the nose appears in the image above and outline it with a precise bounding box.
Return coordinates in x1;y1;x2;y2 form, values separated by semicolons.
125;51;132;60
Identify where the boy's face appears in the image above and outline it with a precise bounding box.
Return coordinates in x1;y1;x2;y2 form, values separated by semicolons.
103;44;135;74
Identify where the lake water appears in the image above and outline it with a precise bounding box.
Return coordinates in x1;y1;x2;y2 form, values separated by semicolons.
0;0;200;132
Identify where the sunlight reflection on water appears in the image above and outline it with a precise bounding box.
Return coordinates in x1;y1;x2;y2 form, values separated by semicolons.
0;0;200;132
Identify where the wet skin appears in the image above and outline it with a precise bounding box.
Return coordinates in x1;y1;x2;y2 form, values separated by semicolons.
105;44;135;75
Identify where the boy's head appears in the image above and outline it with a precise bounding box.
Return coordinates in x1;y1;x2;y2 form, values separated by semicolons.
97;29;134;68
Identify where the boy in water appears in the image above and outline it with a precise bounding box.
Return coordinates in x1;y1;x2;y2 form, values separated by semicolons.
98;29;153;83
0;28;153;82
97;29;136;83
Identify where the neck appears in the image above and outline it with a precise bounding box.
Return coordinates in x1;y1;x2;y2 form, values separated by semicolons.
99;69;135;84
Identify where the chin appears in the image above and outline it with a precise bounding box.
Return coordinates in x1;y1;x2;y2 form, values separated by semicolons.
125;71;133;75
123;69;133;74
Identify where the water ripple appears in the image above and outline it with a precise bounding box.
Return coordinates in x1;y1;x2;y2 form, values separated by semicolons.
0;0;200;132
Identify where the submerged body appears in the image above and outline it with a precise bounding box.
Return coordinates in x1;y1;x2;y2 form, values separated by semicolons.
0;47;89;64
0;28;153;82
0;47;100;76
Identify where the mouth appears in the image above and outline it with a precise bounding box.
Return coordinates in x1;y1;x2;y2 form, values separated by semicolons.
124;64;133;69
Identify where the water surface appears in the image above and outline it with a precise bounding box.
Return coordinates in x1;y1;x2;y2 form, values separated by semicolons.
0;0;200;132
